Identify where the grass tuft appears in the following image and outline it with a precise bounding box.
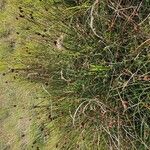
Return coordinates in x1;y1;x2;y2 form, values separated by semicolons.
0;0;150;149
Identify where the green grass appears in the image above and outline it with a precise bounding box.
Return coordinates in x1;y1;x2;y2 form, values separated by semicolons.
0;0;150;149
